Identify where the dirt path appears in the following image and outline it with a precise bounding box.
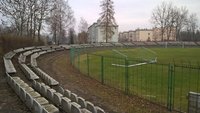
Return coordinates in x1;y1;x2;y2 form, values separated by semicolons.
38;50;177;113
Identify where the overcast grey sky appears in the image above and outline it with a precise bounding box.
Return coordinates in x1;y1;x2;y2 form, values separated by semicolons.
69;0;200;32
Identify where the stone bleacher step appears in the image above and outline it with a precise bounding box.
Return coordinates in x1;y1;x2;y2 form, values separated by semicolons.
32;81;106;113
3;57;17;74
6;73;59;113
20;64;39;80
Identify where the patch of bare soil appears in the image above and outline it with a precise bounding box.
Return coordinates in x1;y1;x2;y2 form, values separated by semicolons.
38;50;177;113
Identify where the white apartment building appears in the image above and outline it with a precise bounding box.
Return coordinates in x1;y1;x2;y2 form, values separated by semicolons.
88;20;118;43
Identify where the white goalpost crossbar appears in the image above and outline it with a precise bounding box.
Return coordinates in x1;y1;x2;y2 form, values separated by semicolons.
112;58;157;68
112;49;128;58
111;48;157;68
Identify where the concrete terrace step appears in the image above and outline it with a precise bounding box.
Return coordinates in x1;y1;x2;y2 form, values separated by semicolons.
4;51;16;59
6;73;59;113
32;67;59;86
32;81;105;113
19;63;39;80
3;57;17;74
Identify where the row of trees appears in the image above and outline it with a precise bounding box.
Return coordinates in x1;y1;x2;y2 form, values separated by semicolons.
0;0;77;44
151;2;199;41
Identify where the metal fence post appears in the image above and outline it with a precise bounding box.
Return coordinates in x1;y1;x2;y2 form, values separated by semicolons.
70;47;73;65
101;56;104;84
167;64;175;111
125;58;129;94
78;48;80;71
87;53;90;76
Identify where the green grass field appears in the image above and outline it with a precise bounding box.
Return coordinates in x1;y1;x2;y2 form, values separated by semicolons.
73;48;200;112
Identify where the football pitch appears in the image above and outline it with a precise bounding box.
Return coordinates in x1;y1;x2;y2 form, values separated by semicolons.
74;47;200;112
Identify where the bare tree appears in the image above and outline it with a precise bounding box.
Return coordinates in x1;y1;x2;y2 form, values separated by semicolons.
187;13;198;41
0;0;51;41
78;17;88;44
0;0;28;36
151;2;174;41
151;1;200;42
78;17;88;32
173;7;188;41
47;0;75;45
99;0;117;42
37;0;51;41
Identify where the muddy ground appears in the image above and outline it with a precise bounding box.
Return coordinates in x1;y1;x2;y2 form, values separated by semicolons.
38;50;177;113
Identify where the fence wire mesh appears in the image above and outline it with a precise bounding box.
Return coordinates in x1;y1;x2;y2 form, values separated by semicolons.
70;47;200;113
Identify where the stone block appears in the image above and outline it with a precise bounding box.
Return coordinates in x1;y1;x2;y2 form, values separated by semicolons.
47;88;56;101
10;78;16;89
35;97;49;105
32;80;37;89
96;106;105;113
20;88;27;102
26;91;41;109
49;78;59;86
70;93;78;102
41;84;50;97
12;77;20;81
78;97;86;108
23;87;34;93
18;82;29;89
16;82;29;96
64;89;71;98
14;78;24;86
53;92;63;106
57;86;64;95
3;58;16;74
6;75;12;86
71;102;81;113
33;97;49;113
61;97;71;113
44;75;49;84
35;82;42;92
42;104;59;113
86;101;97;113
81;109;92;113
14;83;21;96
33;100;43;113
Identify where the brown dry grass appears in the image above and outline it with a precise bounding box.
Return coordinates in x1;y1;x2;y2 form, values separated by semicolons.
0;35;44;53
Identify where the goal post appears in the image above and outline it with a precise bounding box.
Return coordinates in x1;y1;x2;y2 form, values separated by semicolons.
111;47;157;68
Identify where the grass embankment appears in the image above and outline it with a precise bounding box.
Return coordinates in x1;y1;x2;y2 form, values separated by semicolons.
76;48;200;112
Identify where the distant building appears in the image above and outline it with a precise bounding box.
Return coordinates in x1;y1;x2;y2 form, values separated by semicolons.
88;20;118;43
135;29;153;41
152;27;176;41
119;29;153;42
129;31;137;41
119;27;176;42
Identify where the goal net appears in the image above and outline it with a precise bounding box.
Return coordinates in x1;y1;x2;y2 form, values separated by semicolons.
111;47;157;67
